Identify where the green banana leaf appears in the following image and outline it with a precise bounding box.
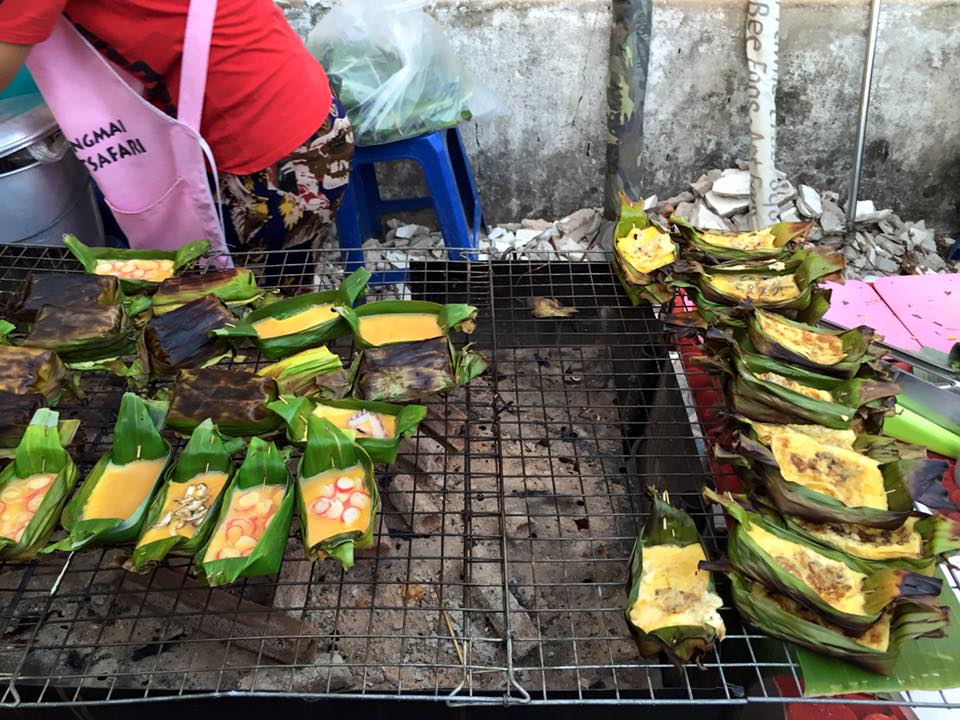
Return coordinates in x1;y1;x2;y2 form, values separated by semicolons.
138;295;234;378
268;394;426;463
47;394;171;552
704;489;943;634
737;416;902;464
64;234;210;293
671;215;812;262
14;271;121;323
130;419;239;570
166;368;280;437
0;345;67;401
150;268;263;314
296;417;378;569
611;251;676;307
625;489;724;667
730;571;948;675
735;433;949;528
337;300;478;350
611;194;677;306
0;409;79;560
745;309;878;378
214;268;370;359
195;438;294;586
255;346;347;398
0;392;80;458
26;303;137;363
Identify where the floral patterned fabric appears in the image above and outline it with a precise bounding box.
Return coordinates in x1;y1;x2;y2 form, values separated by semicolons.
220;96;354;287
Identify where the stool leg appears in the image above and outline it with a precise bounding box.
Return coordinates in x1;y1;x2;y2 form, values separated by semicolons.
447;127;484;245
419;141;474;261
336;182;364;273
354;163;383;241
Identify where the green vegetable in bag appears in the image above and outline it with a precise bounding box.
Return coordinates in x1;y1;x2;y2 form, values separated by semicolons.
196;438;294;586
0;409;78;560
130;419;238;570
269;394;426;463
296;416;378;570
47;393;171;552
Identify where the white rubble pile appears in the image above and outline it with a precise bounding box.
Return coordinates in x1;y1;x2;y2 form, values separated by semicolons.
655;161;958;280
481;207;604;261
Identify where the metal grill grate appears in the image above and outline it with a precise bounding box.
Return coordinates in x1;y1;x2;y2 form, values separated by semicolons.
0;244;956;709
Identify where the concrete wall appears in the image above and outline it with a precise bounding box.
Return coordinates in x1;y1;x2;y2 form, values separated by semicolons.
280;0;960;232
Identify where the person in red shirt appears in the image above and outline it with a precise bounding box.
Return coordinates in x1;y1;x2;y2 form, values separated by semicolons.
0;0;353;287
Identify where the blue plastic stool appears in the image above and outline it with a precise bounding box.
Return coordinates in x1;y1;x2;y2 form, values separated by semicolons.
336;126;483;285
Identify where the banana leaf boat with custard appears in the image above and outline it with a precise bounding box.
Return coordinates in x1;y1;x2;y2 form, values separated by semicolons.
671;215;812;262
64;234;210;292
611;194;677;306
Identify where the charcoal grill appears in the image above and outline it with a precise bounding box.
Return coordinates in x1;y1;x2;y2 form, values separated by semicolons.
0;245;957;712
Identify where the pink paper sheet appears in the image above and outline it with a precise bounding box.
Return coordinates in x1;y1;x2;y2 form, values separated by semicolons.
872;274;960;353
822;280;923;351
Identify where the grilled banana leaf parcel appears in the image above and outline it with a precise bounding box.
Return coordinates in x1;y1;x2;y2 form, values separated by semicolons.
612;194;677;306
167;368;280;436
269;394;427;464
0;409;78;560
0;392;79;458
296;417;378;570
26;303;135;363
736;429;950;528
255;346;348;398
341;301;487;402
730;572;948;675
214;268;369;359
130;419;238;569
49;393;171;552
195;438;294;586
0;345;67;400
151;268;262;314
746;309;878;377
14;271;121;323
625;489;725;666
671;215;812;262
704;489;943;634
64;234;210;293
140;295;233;376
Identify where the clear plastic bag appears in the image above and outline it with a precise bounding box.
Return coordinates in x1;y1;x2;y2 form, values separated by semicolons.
307;0;496;147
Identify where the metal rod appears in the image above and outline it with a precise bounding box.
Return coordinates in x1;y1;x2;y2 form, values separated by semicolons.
846;0;883;229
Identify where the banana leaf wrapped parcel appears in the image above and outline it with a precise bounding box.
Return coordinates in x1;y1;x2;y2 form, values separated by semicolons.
214;268;369;359
611;193;678;306
0;345;67;400
195;437;295;586
269;394;426;463
0;409;79;560
671;215;813;262
151;268;262;315
14;271;121;323
64;234;210;292
704;489;943;634
296;417;378;570
256;346;349;399
0;392;79;457
48;393;172;552
729;571;948;675
340;300;487;402
130;419;238;570
625;489;725;666
139;295;234;377
166;368;280;436
26;302;137;363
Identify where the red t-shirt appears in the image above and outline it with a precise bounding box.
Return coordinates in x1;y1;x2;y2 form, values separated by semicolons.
0;0;333;175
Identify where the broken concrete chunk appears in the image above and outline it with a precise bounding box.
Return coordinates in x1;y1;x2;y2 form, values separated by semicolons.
796;184;823;219
820;198;846;234
690;175;713;197
672;201;697;222
521;217;554;231
693;201;729;231
643;195;658;210
558;208;598;233
712;169;751;198
514;228;542;244
704;190;750;217
875;256;900;274
779;207;801;223
395;224;429;240
776;179;798;204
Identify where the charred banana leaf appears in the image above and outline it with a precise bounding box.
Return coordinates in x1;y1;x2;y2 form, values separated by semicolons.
26;303;136;363
140;295;233;376
130;419;238;569
0;392;79;458
296;416;378;569
214;268;369;359
195;437;295;586
64;234;209;293
269;394;426;463
730;572;948;675
0;345;67;400
256;346;347;398
15;272;120;323
704;489;943;634
625;489;725;666
167;368;280;437
0;409;79;560
671;215;812;262
49;393;171;551
151;268;262;314
612;194;677;306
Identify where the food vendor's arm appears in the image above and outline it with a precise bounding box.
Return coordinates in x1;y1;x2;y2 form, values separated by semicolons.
0;0;66;91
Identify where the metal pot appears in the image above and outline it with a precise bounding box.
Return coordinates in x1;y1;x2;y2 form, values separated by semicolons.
0;94;103;246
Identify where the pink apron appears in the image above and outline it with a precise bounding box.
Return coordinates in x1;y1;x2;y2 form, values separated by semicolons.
26;1;229;261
